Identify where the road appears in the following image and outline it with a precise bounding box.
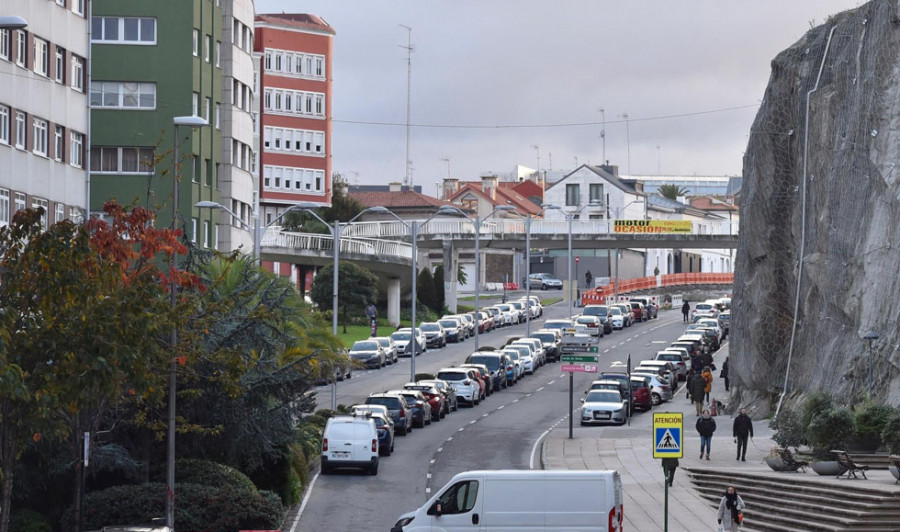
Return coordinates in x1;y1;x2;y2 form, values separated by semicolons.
292;302;690;531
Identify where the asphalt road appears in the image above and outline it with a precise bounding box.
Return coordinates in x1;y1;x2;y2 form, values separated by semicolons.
291;303;690;532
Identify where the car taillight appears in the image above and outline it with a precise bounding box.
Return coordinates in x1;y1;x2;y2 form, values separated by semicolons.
372;439;377;452
660;385;670;390
399;409;406;417
322;438;328;452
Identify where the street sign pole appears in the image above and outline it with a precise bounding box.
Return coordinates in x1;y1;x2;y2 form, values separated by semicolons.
653;412;682;532
568;372;574;439
664;472;669;532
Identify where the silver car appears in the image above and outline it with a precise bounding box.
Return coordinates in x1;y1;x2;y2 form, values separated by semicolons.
348;340;386;369
580;390;627;425
372;336;398;364
630;371;674;405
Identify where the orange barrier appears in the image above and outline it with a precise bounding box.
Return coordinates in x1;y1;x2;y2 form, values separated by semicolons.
580;273;733;306
504;282;519;290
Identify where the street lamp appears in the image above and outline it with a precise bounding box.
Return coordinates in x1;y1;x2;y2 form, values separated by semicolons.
439;204;515;350
864;331;879;394
382;205;464;381
521;206;553;336
168;115;209;530
549;200;602;318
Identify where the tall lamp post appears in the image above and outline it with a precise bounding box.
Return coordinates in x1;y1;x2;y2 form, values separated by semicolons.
609;199;645;301
522;206;553;335
864;331;879;395
383;206;462;381
168;115;209;530
557;201;602;318
440;204;515;350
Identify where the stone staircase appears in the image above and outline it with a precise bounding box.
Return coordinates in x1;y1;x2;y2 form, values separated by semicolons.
685;467;900;532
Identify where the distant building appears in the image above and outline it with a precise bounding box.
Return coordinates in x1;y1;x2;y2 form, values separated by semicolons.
1;0;89;228
628;174;741;199
351;181;463;220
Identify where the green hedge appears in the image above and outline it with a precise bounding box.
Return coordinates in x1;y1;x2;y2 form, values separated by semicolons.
73;483;282;531
9;509;53;532
176;458;258;494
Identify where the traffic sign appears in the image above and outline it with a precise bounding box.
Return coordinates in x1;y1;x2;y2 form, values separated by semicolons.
652;412;683;458
575;256;580;263
560;354;599;363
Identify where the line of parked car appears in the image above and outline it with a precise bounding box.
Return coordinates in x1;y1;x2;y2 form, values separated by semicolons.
579;297;732;426
320;295;570;476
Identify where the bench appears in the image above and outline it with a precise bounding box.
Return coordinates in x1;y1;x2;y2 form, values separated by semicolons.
832;450;869;479
778;448;809;473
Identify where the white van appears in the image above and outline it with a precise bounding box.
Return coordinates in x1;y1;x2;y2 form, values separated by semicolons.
320;415;379;475
391;470;623;532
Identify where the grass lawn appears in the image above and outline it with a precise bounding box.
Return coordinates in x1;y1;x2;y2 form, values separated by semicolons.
337;320;421;346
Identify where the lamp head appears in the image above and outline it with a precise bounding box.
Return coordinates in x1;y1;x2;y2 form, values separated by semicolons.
0;16;28;30
543;204;561;210
365;206;391;214
863;331;879;341
173;115;210;128
194;201;223;209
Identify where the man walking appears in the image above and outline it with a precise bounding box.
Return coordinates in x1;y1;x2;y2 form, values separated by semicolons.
682;301;690;322
585;270;592;289
689;372;707;416
733;408;754;461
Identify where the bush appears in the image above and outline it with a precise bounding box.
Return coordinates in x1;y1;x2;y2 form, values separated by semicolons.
72;482;283;531
769;409;805;451
881;411;900;455
176;459;258;494
799;392;832;433
9;509;52;532
853;402;895;451
806;407;856;460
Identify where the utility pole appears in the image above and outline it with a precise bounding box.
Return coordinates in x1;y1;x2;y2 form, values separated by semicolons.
532;144;541;182
441;156;451;178
399;25;413;189
598;107;606;163
657;145;661;174
619;112;630;175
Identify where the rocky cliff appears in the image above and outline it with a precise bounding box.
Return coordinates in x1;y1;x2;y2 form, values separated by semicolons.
733;0;900;413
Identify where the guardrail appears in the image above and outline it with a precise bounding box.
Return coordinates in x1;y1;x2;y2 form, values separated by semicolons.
581;273;734;305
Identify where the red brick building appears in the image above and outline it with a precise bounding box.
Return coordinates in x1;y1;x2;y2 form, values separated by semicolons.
254;13;334;225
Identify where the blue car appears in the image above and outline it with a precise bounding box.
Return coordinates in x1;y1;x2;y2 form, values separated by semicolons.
372;414;394;456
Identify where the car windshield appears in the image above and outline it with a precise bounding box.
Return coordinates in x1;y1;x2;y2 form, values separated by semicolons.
366;397;398;407
531;333;554;343
586;391;621;403
468;356;500;371
421;324;440;332
375;338;390;347
352;341;378;351
391;332;410;341
439;320;457;328
437;371;467;381
544;321;571;329
696;304;713;310
583;306;608;317
503;350;520;361
608;307;622;316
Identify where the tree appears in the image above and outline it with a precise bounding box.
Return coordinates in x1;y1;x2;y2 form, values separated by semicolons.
416;267;438;314
310;263;378;332
658;184;690;201
433;265;446;312
0;204;191;532
281;174;364;233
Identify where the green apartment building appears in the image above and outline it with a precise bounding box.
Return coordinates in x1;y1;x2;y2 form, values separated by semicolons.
90;0;223;246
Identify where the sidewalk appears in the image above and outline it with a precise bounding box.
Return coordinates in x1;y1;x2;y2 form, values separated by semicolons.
541;344;778;531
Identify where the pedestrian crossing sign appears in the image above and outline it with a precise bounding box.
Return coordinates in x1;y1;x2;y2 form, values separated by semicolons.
653;412;683;458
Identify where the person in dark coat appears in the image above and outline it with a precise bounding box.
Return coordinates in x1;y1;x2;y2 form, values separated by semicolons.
661;457;679;487
585;270;592;288
681;301;690;322
721;357;730;391
696;409;717;460
689;373;707;416
733;408;754;461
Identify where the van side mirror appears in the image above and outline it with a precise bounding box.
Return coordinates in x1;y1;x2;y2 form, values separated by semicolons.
428;502;443;516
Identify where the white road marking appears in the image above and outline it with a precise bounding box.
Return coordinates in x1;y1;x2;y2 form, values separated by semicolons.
497;405;505;409
437;447;443;453
289;471;319;532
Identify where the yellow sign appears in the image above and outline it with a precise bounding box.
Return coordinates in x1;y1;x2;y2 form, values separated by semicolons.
652;412;683;458
614;220;693;234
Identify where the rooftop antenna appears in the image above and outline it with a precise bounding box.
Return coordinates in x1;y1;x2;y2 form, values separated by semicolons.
618;112;630;175
441;156;451;179
531;144;541;182
598;107;606;163
399;25;414;189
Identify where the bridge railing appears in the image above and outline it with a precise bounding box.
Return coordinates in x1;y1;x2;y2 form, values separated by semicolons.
262;229;413;260
581;272;734;305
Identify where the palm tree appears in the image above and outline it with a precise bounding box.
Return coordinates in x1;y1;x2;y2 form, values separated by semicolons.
658;184;690;200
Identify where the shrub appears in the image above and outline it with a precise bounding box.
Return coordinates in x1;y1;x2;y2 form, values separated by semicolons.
799;392;832;433
72;482;283;531
881;410;900;455
806;407;856;460
769;409;805;451
9;509;52;532
176;459;258;495
853;402;895;451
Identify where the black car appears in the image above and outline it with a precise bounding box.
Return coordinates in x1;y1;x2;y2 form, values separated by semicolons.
529;331;560;362
465;352;510;390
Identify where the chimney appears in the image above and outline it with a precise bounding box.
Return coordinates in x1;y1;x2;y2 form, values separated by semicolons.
388;181;402;192
599;164;619;176
481;174;499;201
442;178;460;200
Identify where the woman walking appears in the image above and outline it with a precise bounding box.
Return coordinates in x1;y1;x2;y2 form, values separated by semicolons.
702;366;714;403
696;409;716;460
717;485;745;531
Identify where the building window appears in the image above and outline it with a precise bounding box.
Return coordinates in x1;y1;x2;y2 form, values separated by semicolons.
203;220;210;247
14;193;25;215
204;35;211;62
264;51;271;70
193;30;199;56
0;29;11;61
215;103;220;129
91;17;156;44
191;218;197;243
32;198;49;228
55;203;65;224
89;146;155;174
54;125;64;161
70;131;83;167
69;206;82;224
0;189;9;227
91;81;157;109
589;184;604;203
0;105;8;145
215;41;220;67
14;112;26;149
71;55;84;91
72;0;85;16
33;38;49;76
54;46;65;83
315;57;323;77
15;30;26;67
565;184;580;206
204;97;210;121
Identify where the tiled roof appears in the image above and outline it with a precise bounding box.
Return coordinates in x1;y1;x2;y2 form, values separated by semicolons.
450;183;542;215
690;197;739;212
255;14;336;35
350;191;459;209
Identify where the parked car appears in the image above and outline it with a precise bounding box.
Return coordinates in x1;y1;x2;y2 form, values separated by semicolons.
365;393;413;435
580;390;628;426
371;413;395;456
495;304;518;326
372;336;399;365
529;273;563;290
403;383;447;420
464;352;508;391
500;349;526;380
348;340;386;369
420;322;447;349
629;301;649;322
508;301;528;323
511;338;546;367
630;371;673;405
503;345;534;375
520;296;543;317
717;311;731;337
690;302;719;321
629;375;653;411
460;363;494;396
655;351;688;381
390;390;433;428
436;368;481;407
418;378;459;413
612;303;634;327
629;297;658;319
573;315;604;338
637;360;678;387
529;330;561;362
351;404;393;429
315;350;352;385
455;313;476;336
596;373;632;403
582;304;613;333
588;379;628;400
607;306;625;330
321;415;379;475
438;317;466;342
543;319;576;336
392;328;427;356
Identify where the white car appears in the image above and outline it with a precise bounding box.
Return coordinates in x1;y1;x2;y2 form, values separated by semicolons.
495;304;517;326
580;390;627;426
512;338;545;366
392;327;427;356
508;301;527;322
607;307;625;329
435;367;481;407
501;349;529;377
321;415;379;475
372;336;399;364
520;296;542;318
506;344;536;374
696;318;723;341
574;315;603;337
690;302;719;321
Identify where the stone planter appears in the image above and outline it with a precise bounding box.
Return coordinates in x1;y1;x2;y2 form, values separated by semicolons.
764;456;785;472
890;465;899;483
811;461;842;476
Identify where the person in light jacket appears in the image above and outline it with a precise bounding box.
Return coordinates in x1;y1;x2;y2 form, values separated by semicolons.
717;485;745;531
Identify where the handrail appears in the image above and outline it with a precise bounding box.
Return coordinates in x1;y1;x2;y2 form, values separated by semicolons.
580;273;734;305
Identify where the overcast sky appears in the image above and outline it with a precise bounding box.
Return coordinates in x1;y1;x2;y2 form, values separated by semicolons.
257;0;862;191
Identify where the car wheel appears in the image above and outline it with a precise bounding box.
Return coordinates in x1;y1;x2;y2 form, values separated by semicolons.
320;464;330;475
580;421;587;426
651;393;662;406
453;401;459;412
542;284;548;290
370;461;379;476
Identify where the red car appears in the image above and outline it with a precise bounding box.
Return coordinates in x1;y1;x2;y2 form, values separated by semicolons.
404;383;447;420
629;375;653;411
630;302;648;322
